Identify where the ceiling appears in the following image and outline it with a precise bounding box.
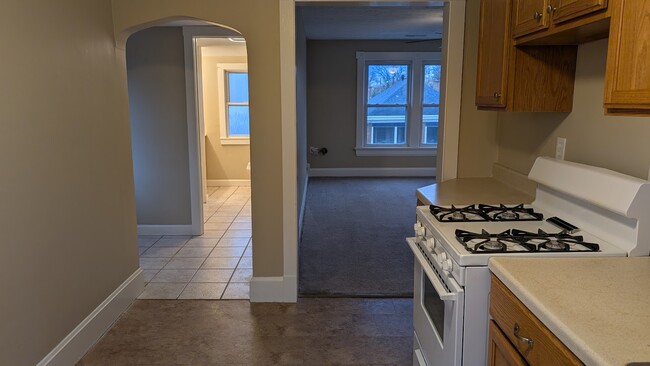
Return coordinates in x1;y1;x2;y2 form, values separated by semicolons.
299;5;444;40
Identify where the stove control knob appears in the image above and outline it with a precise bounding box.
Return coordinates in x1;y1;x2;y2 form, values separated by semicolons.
425;238;436;251
442;259;453;272
414;224;425;238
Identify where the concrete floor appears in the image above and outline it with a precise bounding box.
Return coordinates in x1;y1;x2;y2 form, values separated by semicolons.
78;298;413;365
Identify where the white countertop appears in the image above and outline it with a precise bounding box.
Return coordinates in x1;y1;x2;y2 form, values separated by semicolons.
417;178;533;205
489;257;650;366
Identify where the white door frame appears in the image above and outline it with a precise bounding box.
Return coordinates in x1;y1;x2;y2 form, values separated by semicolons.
278;0;465;300
182;26;243;235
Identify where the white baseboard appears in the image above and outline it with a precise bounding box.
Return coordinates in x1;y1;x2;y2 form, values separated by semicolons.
37;269;144;366
137;225;194;236
309;167;436;177
249;275;297;302
207;179;251;187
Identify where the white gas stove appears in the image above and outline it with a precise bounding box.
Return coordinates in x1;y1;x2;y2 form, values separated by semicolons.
407;157;650;366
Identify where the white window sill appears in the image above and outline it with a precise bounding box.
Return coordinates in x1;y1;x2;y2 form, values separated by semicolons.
220;137;250;146
354;147;437;157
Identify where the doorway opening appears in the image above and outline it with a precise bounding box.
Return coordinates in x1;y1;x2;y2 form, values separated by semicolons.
295;3;451;297
127;24;253;300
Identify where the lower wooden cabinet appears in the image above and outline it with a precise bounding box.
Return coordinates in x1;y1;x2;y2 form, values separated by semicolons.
489;275;583;366
488;320;528;366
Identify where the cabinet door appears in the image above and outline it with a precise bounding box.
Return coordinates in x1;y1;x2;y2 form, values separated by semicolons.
512;0;550;37
488;321;528;366
552;0;608;24
604;0;650;113
476;0;511;108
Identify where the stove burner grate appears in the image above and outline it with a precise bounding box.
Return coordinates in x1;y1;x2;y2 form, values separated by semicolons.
479;204;544;222
430;204;489;222
455;229;600;254
430;203;543;222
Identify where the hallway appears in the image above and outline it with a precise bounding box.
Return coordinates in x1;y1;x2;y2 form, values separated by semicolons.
138;186;252;299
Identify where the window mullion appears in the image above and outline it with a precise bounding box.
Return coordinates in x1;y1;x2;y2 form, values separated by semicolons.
410;59;424;148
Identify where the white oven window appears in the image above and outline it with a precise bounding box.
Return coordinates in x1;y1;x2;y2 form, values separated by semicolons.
423;270;446;341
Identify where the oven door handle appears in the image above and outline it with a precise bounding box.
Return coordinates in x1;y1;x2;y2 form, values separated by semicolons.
407;238;459;302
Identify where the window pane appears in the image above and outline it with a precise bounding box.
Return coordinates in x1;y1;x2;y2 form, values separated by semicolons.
422;106;439;145
228;105;250;136
423;64;441;104
367;64;409;104
366;106;406;145
228;72;248;103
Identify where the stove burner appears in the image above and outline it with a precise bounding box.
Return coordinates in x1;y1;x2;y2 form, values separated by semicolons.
455;229;600;254
430;204;489;222
497;211;518;220
479;204;544;222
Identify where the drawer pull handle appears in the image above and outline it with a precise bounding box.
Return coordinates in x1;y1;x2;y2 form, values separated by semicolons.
514;323;534;348
533;11;543;21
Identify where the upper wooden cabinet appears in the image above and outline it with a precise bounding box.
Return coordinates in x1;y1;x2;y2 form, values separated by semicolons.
552;0;608;24
604;0;650;115
512;0;610;44
476;0;511;108
476;0;577;112
512;0;550;38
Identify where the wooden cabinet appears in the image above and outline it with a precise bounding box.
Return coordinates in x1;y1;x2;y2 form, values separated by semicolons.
512;0;550;38
512;0;610;45
488;321;528;366
489;275;583;366
604;0;650;115
476;0;578;112
476;0;511;108
552;0;608;24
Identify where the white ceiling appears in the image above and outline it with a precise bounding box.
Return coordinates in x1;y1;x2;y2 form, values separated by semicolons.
299;5;444;40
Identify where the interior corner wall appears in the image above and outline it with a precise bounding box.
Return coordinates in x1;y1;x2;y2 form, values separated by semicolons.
456;0;499;178
0;0;139;364
497;39;650;180
200;54;251;180
306;40;440;170
126;27;192;225
296;8;309;213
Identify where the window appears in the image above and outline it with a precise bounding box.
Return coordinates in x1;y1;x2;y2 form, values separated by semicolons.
217;63;249;145
356;52;441;156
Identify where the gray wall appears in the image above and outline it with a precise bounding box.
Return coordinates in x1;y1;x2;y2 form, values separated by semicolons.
0;0;139;364
306;40;441;169
296;8;309;216
497;39;650;180
126;27;192;225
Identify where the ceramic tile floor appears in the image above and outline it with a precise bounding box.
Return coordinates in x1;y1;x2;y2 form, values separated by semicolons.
138;186;252;300
78;298;414;365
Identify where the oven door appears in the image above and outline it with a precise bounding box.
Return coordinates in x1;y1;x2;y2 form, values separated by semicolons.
407;238;464;366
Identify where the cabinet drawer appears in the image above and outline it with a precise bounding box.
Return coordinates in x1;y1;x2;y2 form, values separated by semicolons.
490;276;583;366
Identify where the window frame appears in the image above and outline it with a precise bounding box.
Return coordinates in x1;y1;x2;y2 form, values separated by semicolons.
355;52;441;157
217;63;249;145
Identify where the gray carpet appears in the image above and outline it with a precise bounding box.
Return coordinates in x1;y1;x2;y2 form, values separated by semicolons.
299;177;432;297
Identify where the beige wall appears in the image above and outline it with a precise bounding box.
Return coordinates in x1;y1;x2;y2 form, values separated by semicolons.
112;0;286;277
456;0;499;178
306;40;440;169
497;39;650;180
200;53;251;180
0;0;138;364
127;27;192;225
